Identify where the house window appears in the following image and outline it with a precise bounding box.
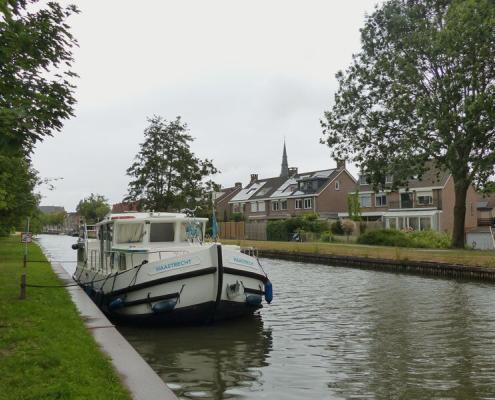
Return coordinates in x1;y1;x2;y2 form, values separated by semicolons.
295;199;303;209
420;217;431;230
417;195;433;205
358;194;372;208
375;193;387;207
251;202;258;212
335;180;340;190
272;201;280;211
304;198;312;209
385;175;393;184
280;200;288;210
233;203;240;212
359;175;368;185
258;201;265;212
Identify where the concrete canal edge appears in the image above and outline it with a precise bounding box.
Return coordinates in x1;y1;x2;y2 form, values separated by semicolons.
257;250;495;282
45;257;178;400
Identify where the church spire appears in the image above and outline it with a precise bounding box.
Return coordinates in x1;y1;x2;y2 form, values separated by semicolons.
280;140;289;177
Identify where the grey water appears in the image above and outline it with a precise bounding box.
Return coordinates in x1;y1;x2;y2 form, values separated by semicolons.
37;234;495;400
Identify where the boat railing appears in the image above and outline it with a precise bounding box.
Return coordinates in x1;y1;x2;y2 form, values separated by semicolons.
86;248;189;274
241;247;259;259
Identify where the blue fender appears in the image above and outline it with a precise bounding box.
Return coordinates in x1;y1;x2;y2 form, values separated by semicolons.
264;280;273;304
108;297;125;311
246;294;263;307
152;298;178;314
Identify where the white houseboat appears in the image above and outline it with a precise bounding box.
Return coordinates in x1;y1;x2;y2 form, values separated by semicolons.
72;212;272;324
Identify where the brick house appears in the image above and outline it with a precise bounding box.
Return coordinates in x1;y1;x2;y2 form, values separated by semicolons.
476;194;495;227
228;143;356;221
214;183;243;221
342;165;478;234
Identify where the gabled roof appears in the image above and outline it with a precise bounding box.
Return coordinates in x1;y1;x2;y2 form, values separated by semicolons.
230;168;345;203
215;185;242;205
477;193;495;210
358;163;451;192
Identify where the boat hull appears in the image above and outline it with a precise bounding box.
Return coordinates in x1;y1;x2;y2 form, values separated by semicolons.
74;244;268;325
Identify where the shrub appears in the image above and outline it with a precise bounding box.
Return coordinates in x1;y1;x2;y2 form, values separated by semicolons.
357;229;411;247
320;231;334;242
267;220;289;241
330;220;344;235
231;212;244;222
357;229;451;249
408;230;451;249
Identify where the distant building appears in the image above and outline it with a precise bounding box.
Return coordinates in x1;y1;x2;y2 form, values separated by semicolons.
344;163;478;234
63;212;80;234
228;144;356;221
214;183;243;221
38;205;65;214
112;201;140;213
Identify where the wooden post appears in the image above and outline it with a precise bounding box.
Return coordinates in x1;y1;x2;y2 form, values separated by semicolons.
20;273;26;300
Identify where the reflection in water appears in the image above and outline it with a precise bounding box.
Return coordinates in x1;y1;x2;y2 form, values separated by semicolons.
37;235;495;400
119;315;272;399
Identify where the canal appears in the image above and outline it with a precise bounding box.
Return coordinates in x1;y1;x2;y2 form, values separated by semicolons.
38;235;495;400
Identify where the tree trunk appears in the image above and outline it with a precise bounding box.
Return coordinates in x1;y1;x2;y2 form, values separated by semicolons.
451;179;469;248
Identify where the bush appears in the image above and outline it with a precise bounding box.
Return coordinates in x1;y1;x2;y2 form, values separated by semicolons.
357;229;451;249
408;230;451;249
358;229;410;247
330;220;344;235
267;220;289;241
320;231;334;242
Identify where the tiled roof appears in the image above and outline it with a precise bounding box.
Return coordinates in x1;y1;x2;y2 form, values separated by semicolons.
230;168;342;203
358;163;451;192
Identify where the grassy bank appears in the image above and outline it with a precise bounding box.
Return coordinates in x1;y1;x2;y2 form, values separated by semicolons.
0;236;131;400
221;239;495;268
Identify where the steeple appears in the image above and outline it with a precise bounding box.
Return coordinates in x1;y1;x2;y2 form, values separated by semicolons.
280;140;289;177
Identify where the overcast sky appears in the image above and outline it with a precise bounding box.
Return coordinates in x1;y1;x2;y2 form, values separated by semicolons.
33;0;382;211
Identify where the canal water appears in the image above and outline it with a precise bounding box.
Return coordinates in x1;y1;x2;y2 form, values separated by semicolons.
38;235;495;400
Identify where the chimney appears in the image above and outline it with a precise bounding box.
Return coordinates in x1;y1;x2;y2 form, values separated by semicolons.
288;167;298;177
235;182;242;189
250;174;258;183
336;159;346;170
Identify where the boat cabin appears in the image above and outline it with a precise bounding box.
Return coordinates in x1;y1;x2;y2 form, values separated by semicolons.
84;212;208;273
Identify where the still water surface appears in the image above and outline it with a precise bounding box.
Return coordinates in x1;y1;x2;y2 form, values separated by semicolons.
38;235;495;399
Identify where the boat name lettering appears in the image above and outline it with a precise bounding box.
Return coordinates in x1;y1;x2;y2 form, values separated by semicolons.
232;256;255;268
149;257;200;275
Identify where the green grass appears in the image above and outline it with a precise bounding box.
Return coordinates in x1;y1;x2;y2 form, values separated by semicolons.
0;235;131;400
221;239;495;268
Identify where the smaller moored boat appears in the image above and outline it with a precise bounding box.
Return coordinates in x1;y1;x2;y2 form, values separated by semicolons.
72;211;272;325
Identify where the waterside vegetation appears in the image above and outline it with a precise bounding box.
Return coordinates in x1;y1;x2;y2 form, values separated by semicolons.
221;239;495;268
0;236;131;400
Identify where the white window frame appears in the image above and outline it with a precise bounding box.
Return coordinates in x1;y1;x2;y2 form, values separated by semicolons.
295;199;303;210
375;193;387;207
359;175;367;185
280;199;288;210
271;201;280;211
258;201;265;212
304;198;312;209
417;195;433;205
359;194;372;208
385;175;393;184
251;202;258;212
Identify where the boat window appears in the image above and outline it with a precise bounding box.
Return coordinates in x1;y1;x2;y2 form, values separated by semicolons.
150;223;175;242
180;221;203;241
116;223;145;243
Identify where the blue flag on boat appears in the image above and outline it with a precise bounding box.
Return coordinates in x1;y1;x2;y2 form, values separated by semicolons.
212;211;219;240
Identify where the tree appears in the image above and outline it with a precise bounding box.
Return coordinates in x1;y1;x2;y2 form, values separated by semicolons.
76;194;110;224
341;219;356;242
0;1;78;234
0;155;39;235
321;0;495;248
126;116;219;212
347;192;362;221
0;0;79;155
